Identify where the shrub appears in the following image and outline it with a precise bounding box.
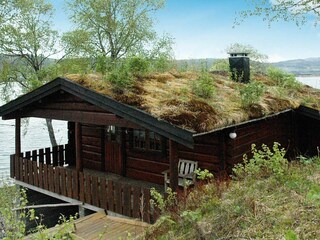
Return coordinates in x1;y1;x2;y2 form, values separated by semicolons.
239;81;265;108
233;142;288;180
211;59;229;72
127;56;150;76
96;55;108;74
267;67;301;90
192;72;215;99
0;184;28;239
195;169;214;181
106;63;133;93
147;153;320;239
152;55;173;72
150;187;177;214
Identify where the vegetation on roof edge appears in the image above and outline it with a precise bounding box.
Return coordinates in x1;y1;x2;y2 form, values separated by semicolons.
65;67;320;133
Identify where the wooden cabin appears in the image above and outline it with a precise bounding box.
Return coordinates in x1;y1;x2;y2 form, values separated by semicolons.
0;74;319;223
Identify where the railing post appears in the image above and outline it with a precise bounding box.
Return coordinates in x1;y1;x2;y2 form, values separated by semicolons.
10;155;15;179
75;123;83;172
15;118;21;158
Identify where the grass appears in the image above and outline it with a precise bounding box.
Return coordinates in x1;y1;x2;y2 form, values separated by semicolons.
143;145;320;239
65;69;320;133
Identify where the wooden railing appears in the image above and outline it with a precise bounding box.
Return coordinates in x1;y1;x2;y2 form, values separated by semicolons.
10;149;159;223
15;145;69;167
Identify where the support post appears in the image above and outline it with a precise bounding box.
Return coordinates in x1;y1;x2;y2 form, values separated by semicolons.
120;127;127;176
169;140;178;191
75;122;83;172
78;205;85;218
15;118;21;157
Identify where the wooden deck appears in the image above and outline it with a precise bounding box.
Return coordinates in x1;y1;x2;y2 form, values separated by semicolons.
26;211;149;240
10;145;162;223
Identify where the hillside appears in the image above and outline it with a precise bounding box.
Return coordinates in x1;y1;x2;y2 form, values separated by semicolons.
273;57;320;75
143;149;320;239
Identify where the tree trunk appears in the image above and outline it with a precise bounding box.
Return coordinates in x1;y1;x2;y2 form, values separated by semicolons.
46;118;57;147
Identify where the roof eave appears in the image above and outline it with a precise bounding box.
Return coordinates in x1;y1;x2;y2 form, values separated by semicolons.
193;109;293;137
296;105;320;120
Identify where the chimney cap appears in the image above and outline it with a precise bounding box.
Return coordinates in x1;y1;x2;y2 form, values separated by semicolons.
228;52;249;57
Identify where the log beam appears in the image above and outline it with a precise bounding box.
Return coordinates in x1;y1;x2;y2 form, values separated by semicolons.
15;118;21;157
13;109;139;128
169;140;178;191
75;122;83;172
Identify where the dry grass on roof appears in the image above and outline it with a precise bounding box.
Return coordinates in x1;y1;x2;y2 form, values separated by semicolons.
65;71;320;133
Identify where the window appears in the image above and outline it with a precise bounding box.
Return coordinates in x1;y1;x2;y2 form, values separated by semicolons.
132;129;163;151
105;125;118;142
149;131;161;151
133;129;146;149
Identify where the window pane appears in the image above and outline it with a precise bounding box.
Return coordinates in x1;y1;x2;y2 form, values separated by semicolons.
133;129;146;149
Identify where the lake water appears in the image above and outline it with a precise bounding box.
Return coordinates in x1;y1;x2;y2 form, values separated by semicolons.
0;76;319;178
0;117;67;179
296;76;320;89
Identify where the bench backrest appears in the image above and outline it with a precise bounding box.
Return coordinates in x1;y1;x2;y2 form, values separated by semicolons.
178;159;198;175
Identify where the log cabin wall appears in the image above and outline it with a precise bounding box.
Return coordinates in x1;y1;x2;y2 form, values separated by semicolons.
224;111;295;173
296;114;320;156
191;111;296;174
67;112;297;184
81;124;103;171
125;142;169;185
179;133;222;173
125;130;223;184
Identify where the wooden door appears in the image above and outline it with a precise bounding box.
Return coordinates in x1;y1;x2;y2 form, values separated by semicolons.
105;141;122;174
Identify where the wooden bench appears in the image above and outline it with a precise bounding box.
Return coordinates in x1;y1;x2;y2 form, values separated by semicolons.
162;159;198;191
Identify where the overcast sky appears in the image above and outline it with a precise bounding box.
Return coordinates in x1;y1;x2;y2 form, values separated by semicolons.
51;0;320;62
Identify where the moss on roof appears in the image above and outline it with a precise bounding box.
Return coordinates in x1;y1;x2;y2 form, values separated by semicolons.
65;71;320;133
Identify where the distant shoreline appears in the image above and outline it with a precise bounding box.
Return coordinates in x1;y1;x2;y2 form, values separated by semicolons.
295;74;320;77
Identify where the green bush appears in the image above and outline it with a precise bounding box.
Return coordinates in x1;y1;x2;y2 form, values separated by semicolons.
239;81;265;108
211;59;229;72
127;56;150;76
192;72;215;99
267;67;301;89
152;55;172;72
150;187;177;214
106;63;134;93
233;142;288;180
195;169;214;181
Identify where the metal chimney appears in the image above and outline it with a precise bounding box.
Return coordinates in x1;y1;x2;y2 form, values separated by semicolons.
228;52;250;83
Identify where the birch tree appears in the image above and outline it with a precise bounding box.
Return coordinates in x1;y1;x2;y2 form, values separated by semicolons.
0;0;63;146
64;0;166;67
236;0;320;26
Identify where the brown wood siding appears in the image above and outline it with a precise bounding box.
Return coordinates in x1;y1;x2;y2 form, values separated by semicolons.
178;137;222;173
126;149;169;185
81;124;102;171
187;112;296;175
36;93;108;113
225;112;294;172
126;132;223;184
67;111;299;185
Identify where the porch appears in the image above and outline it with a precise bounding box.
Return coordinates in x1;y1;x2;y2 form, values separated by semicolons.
10;145;162;223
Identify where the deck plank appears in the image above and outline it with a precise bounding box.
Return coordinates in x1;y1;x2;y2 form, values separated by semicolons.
77;212;148;240
26;211;148;240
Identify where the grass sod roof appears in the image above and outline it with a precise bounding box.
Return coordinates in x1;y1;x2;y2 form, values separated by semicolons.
65;71;320;134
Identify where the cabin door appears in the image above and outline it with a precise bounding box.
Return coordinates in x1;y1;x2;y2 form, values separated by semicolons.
105;126;123;175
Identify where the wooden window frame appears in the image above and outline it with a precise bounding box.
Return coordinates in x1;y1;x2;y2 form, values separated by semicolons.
131;129;166;153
